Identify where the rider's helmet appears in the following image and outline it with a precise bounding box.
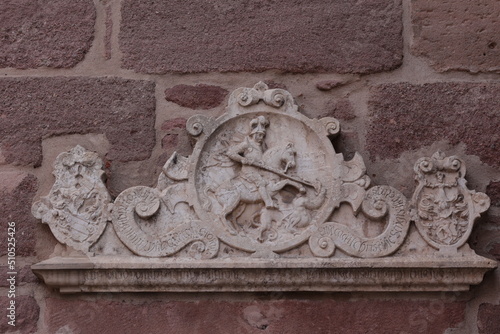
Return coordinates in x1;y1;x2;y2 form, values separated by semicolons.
250;116;269;135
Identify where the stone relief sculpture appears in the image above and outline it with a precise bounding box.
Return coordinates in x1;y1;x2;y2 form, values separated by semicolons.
411;152;490;254
31;82;496;293
32;146;112;253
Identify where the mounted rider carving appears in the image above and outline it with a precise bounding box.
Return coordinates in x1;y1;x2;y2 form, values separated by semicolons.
226;116;277;209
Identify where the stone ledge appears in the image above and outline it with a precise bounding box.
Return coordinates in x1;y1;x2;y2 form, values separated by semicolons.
32;256;497;293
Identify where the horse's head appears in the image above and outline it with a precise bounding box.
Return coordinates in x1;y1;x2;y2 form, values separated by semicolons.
281;142;297;173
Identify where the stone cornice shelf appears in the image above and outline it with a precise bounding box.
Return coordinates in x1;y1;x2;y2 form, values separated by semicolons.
31;82;497;294
33;255;496;293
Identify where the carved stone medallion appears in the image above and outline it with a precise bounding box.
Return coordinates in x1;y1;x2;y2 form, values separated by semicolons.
187;83;342;253
31;82;496;293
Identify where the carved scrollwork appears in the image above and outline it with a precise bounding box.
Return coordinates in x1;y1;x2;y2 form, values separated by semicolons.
263;89;286;108
186;115;212;137
32;83;491;266
234;82;293;111
134;194;160;219
112;186;218;258
237;87;262;107
339;153;370;213
320;117;341;137
309;234;336;257
30;82;497;294
310;186;409;258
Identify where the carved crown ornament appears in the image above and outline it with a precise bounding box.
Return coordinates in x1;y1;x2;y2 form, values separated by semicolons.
32;82;496;293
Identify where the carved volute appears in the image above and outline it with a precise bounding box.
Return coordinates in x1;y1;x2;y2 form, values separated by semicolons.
31;82;496;293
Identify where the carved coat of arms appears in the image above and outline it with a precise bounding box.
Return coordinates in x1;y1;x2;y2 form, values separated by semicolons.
32;82;491;261
30;82;496;293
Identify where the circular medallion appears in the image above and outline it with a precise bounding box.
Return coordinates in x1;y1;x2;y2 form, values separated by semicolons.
190;112;339;252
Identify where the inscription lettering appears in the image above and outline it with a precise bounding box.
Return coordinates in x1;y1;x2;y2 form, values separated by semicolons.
31;83;494;294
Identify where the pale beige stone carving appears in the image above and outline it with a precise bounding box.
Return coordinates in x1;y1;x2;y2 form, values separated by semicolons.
31;82;496;293
411;151;490;254
310;186;409;258
32;145;111;253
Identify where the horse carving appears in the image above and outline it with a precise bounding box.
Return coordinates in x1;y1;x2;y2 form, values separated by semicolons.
204;142;305;235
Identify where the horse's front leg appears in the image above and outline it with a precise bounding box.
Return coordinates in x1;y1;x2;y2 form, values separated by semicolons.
219;193;241;235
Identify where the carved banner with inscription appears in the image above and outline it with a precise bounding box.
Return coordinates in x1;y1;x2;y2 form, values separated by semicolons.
31;82;496;293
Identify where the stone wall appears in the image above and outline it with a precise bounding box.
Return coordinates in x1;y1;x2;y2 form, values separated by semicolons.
1;0;499;333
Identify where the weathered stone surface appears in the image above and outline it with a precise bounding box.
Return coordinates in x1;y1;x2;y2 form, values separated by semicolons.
32;146;112;253
0;172;38;256
0;296;39;334
165;85;228;109
263;80;288;90
32;255;497;293
0;265;39;286
104;5;113;60
412;1;500;73
111;82;394;258
486;181;500;207
32;83;496;294
478;303;500;334
45;298;464;334
322;99;356;120
161;118;187;132
316;80;352;91
0;77;156;166
470;215;500;259
411;152;490;254
367;83;500;167
120;0;403;74
486;242;500;262
160;118;191;163
0;0;95;69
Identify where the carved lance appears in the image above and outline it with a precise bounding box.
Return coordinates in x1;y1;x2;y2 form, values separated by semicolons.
243;160;316;190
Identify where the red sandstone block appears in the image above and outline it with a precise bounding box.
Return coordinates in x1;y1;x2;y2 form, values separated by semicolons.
486;242;500;262
165;85;228;109
487;181;500;207
0;296;39;334
412;0;500;73
0;77;156;167
478;303;500;334
45;298;464;334
323;99;356;121
161;118;187;132
0;265;39;286
263;80;288;90
160;118;192;163
316;80;347;91
120;0;403;74
0;172;38;257
367;83;500;167
0;0;95;69
469;215;500;259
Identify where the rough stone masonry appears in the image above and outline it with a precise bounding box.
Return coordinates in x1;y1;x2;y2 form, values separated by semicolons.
0;0;499;333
